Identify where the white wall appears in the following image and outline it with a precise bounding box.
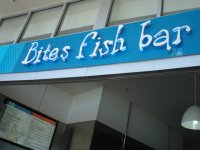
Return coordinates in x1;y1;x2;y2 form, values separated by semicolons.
129;106;183;150
128;106;168;150
67;87;103;124
97;87;183;150
0;84;103;123
97;87;129;132
0;84;184;150
0;84;73;123
0;84;47;110
39;84;73;122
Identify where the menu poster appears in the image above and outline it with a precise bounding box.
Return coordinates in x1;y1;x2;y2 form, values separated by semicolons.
0;101;57;150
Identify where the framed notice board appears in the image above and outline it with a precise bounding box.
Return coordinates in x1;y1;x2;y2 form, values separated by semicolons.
0;98;57;150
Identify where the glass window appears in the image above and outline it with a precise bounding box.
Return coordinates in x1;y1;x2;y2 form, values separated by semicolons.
58;0;101;36
21;6;63;42
0;15;27;45
69;121;95;150
163;0;200;15
108;0;158;26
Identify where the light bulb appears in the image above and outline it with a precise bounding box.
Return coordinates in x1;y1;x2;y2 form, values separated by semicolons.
193;120;198;125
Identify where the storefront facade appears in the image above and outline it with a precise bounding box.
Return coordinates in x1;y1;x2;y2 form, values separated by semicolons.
0;0;200;150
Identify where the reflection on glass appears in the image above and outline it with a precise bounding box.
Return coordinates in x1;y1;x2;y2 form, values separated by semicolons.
58;0;101;36
108;0;157;26
0;15;27;45
69;121;95;150
21;6;63;42
163;0;200;15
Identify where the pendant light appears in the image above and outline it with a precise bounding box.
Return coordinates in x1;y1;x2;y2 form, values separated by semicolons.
181;73;200;130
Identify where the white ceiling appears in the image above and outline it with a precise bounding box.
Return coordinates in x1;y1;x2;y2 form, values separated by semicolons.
0;0;70;18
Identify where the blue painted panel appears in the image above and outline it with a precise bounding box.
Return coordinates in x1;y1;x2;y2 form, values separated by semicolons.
0;9;200;74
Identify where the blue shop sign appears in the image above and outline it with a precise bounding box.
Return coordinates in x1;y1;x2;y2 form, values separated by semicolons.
0;9;200;73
